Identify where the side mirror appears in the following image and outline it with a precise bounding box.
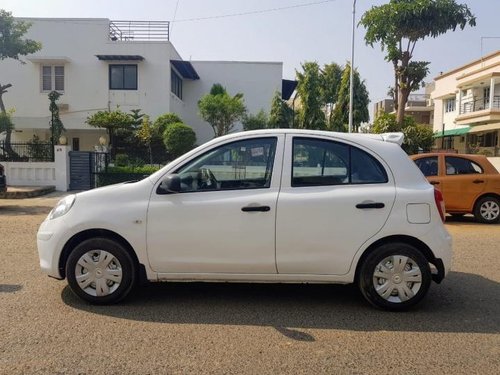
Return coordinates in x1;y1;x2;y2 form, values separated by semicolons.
157;174;181;194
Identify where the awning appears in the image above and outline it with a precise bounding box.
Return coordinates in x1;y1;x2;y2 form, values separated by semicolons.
434;126;470;138
282;79;298;100
170;60;200;80
96;55;144;61
468;123;500;133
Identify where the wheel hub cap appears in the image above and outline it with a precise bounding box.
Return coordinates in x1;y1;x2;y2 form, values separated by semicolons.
480;201;499;221
75;250;123;297
373;255;422;303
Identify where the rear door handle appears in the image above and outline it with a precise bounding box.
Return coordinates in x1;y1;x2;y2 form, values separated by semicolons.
356;202;385;209
241;205;271;212
473;179;484;184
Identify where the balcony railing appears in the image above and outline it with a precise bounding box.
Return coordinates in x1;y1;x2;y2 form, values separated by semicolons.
461;96;500;114
109;20;170;41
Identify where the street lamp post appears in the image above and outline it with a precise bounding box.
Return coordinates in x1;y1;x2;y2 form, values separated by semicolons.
348;0;357;133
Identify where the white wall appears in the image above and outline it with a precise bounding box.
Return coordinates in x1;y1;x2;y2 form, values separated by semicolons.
3;146;70;191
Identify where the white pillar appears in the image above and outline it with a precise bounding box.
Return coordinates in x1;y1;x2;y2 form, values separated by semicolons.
458;90;462;115
489;77;495;109
54;145;71;191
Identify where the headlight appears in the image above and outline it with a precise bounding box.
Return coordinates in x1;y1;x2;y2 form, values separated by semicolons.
49;194;76;220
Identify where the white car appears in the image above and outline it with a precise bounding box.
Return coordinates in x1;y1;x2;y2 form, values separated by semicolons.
37;129;451;310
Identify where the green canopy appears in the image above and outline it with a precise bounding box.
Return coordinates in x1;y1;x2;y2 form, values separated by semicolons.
434;126;470;138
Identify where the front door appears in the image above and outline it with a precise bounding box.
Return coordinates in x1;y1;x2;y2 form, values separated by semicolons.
147;135;284;274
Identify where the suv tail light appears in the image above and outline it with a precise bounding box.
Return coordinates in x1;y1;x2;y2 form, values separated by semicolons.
434;188;446;222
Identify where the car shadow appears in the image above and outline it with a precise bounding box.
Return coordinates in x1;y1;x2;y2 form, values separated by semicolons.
0;205;53;216
61;271;499;334
0;284;23;293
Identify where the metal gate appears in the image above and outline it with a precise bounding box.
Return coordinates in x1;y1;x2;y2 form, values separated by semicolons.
69;151;94;190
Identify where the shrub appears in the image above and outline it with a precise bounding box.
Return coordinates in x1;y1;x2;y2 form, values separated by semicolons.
154;113;183;134
163;123;197;159
114;154;129;167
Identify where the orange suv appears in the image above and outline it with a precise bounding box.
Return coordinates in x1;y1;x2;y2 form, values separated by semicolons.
411;153;500;223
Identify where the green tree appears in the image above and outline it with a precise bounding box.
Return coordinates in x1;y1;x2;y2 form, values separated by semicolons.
332;64;370;132
85;110;135;154
242;110;268;131
268;91;293;128
48;91;65;145
153;112;183;135
198;84;246;137
0;10;42;158
320;63;342;128
372;112;433;154
295;62;325;129
136;115;154;164
360;0;475;125
163;123;196;158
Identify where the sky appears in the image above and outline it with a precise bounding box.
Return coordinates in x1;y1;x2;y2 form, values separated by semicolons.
3;0;500;120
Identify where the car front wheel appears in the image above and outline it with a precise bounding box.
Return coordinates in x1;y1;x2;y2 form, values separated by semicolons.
66;238;136;304
358;243;431;311
474;196;500;224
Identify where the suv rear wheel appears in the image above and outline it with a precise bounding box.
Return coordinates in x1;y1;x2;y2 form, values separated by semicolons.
358;243;431;311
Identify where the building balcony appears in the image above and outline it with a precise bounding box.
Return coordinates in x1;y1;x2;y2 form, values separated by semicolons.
456;96;500;125
109;20;170;41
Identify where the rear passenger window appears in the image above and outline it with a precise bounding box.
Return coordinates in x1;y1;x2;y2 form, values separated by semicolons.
445;157;483;175
292;138;387;187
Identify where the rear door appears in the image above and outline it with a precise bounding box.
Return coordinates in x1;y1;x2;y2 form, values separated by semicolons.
275;135;396;275
441;156;487;211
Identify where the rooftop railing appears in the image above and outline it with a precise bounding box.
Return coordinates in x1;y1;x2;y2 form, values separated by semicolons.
109;20;170;41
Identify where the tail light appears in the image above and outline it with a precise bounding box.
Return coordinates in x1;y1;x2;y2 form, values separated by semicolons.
434;188;446;222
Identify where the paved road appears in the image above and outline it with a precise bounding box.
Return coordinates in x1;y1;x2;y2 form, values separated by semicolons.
1;195;499;374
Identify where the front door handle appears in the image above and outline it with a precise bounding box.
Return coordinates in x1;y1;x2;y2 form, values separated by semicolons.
356;202;385;209
473;179;484;184
241;205;271;212
430;181;440;185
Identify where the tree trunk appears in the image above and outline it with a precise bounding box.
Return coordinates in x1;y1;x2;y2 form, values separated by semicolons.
392;60;399;112
395;53;411;126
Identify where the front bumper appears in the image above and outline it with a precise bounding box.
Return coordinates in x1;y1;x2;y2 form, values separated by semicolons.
37;218;69;279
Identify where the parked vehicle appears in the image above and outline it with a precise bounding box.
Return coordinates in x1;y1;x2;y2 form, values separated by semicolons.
37;130;452;310
0;164;6;193
411;153;500;224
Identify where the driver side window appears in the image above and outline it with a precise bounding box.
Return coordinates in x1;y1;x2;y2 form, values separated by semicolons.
175;137;277;192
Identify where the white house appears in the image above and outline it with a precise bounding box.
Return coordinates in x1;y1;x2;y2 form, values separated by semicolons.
431;51;500;155
1;18;295;150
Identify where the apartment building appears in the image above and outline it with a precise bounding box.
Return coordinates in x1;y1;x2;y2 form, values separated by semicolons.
432;51;500;155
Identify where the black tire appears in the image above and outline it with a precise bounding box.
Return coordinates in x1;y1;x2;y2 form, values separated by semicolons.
473;196;500;224
358;243;432;311
66;237;136;304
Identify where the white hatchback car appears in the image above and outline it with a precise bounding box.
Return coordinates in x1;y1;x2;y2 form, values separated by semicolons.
37;130;451;310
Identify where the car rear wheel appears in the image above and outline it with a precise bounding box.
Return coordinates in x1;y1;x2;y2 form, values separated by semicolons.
66;238;136;304
474;196;500;224
358;243;431;311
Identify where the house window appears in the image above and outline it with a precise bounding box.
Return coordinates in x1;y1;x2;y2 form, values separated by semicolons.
109;65;137;90
41;65;64;92
444;98;456;113
171;68;183;99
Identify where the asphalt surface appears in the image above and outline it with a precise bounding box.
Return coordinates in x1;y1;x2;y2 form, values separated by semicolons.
0;194;499;374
